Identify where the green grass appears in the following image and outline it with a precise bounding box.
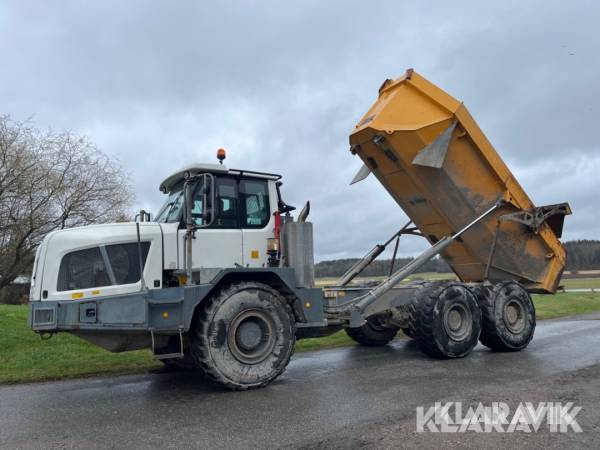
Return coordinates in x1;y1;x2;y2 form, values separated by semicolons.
533;292;600;319
2;291;600;384
0;305;161;384
295;330;355;352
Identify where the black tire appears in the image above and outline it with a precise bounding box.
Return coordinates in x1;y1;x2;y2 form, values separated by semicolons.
190;282;296;390
345;316;398;346
401;280;429;340
161;352;198;370
401;327;414;339
408;281;481;358
476;281;536;351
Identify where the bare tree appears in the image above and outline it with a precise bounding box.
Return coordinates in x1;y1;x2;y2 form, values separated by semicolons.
0;115;133;295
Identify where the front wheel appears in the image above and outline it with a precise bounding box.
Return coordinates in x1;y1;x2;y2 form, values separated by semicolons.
191;282;295;390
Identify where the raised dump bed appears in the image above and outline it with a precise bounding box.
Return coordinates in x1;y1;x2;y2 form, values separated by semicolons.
349;69;570;293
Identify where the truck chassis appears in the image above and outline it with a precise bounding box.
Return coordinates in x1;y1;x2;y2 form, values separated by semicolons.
29;70;571;389
31;200;565;389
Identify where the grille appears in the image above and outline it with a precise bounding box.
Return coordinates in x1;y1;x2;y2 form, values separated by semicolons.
34;308;55;326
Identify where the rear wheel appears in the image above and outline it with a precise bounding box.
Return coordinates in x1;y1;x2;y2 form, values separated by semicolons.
476;281;536;351
345;316;399;346
401;280;428;340
408;281;481;358
191;282;295;390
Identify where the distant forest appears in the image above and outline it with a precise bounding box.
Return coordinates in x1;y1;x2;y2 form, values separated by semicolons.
315;240;600;278
564;240;600;270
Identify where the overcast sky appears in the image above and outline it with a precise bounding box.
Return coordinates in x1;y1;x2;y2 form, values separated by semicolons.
1;1;598;261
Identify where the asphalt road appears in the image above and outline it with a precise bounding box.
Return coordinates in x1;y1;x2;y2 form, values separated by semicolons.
2;314;600;449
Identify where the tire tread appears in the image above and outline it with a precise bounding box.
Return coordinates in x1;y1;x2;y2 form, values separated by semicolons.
190;281;296;390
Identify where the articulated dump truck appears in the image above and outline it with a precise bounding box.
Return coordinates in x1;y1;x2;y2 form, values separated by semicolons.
29;69;571;390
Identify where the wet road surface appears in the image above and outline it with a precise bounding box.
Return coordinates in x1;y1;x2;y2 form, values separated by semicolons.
1;314;600;449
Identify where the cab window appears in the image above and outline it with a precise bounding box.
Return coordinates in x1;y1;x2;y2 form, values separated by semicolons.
186;175;269;229
240;179;270;228
212;177;238;228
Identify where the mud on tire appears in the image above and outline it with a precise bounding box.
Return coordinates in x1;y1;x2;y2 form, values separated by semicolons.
408;281;481;358
475;281;536;351
345;316;399;346
190;282;296;390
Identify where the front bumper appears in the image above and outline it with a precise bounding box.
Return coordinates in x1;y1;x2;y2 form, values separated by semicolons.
29;285;210;333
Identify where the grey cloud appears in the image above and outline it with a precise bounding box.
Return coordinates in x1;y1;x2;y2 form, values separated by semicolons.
1;0;598;261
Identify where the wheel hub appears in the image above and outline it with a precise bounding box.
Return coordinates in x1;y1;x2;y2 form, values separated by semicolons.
236;321;263;350
228;309;276;365
443;302;472;341
503;299;526;334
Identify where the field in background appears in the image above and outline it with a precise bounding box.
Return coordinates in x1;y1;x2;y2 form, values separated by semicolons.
315;272;457;287
559;277;600;290
316;272;600;290
2;289;600;384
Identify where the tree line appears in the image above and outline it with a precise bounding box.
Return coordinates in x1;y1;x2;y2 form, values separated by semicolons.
564;240;600;271
315;256;450;278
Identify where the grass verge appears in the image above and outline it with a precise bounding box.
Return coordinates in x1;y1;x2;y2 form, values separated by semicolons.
533;292;600;320
2;291;599;384
0;305;161;384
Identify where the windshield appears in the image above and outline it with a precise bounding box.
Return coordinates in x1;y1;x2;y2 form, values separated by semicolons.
155;183;184;223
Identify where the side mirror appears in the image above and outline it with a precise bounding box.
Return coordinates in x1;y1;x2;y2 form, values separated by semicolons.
184;173;215;229
198;173;215;227
135;210;151;222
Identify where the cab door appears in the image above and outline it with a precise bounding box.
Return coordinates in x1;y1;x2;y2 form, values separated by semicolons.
178;176;242;279
239;178;274;267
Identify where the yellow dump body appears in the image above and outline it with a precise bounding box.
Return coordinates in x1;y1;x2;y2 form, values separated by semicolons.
350;70;568;293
